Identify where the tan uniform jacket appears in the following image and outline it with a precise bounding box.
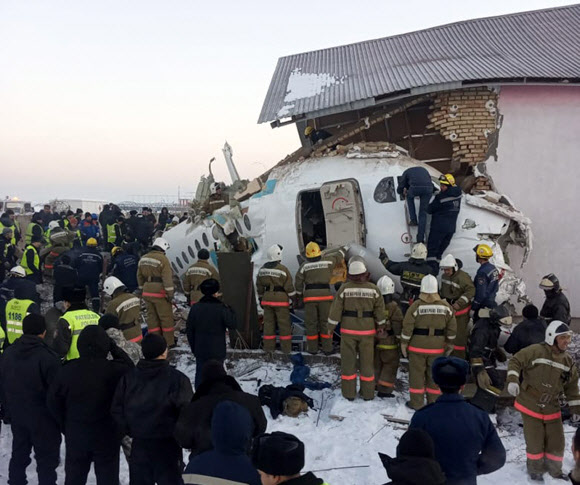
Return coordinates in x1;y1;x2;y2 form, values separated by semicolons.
440;269;475;315
295;248;345;301
137;250;174;299
401;297;457;351
43;244;69;275
328;281;385;334
507;342;580;419
106;292;141;326
256;262;295;305
201;194;229;215
183;260;220;303
377;301;404;348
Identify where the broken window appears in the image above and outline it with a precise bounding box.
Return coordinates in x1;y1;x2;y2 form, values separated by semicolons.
374;177;397;203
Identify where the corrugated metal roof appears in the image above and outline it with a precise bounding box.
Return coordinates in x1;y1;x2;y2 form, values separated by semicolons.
259;4;580;123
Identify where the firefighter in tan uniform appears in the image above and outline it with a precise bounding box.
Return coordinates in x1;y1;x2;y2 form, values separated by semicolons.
439;254;475;359
374;275;404;398
137;238;176;347
103;276;143;343
507;321;580;481
401;274;456;410
201;182;229;215
294;242;345;354
182;249;220;305
328;260;385;401
256;244;296;354
42;224;72;279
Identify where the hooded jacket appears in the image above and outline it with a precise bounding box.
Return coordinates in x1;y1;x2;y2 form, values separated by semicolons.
503;317;546;355
381;453;446;485
540;290;571;324
183;401;260;485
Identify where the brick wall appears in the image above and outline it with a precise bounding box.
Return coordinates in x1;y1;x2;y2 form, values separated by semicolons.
427;87;499;167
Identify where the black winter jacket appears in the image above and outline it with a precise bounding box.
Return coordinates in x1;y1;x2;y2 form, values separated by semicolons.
175;374;266;456
186;295;237;361
380;453;446;485
47;341;133;443
282;473;326;485
383;258;436;300
74;247;103;284
112;359;193;440
540;290;571;324
469;317;501;371
1;335;61;424
504;318;546;355
110;253;139;292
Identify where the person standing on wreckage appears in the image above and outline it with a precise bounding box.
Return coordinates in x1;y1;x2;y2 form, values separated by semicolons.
327;259;385;401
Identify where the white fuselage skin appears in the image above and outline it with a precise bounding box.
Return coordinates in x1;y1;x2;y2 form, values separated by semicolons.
163;153;512;291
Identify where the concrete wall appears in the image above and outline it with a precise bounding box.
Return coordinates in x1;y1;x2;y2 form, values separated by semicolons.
489;85;580;316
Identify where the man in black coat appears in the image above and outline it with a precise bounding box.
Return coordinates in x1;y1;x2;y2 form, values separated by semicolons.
504;304;546;355
539;273;571;324
409;356;506;485
175;360;267;459
47;325;133;485
186;278;237;387
111;333;193;485
1;314;62;485
74;239;104;312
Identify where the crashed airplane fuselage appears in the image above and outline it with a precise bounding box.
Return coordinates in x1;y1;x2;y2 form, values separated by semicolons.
163;144;530;303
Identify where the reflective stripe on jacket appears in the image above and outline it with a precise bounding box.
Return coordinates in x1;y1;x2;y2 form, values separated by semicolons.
61;309;100;360
6;298;35;344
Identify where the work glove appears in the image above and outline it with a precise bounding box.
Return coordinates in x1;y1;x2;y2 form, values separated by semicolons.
400;342;408;358
444;342;454;356
507;382;520;397
494;347;507;363
476;369;492;389
379;247;389;264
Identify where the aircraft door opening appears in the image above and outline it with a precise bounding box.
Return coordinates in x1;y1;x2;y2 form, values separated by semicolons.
297;190;327;253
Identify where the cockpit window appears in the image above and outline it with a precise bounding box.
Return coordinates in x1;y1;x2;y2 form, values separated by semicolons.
374;177;397;203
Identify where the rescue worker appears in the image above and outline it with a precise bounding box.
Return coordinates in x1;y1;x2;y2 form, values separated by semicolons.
396;166;434;243
439;254;475;359
24;212;44;245
52;286;100;360
0;266;39;310
0;209;22;245
201;182;229;215
79;212;100;244
379;243;434;313
472;243;499;320
21;234;43;284
109;245;139;292
104;276;143;344
67;214;83;248
107;216;123;251
42;223;71;279
294;242;345;354
401;274;456;410
53;254;78;307
426;174;462;266
304;125;332;145
507;321;580;481
256;244;296;354
183;248;220;305
504;304;547;355
74;237;104;312
539;273;571;324
0;227;17;281
137;237;176;347
374;275;404;398
328;260;385;401
469;304;512;395
5;285;41;344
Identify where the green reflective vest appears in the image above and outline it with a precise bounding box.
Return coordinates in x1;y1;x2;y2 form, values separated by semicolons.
21;245;39;275
0;324;6;352
6;298;35;343
62;309;100;360
25;222;42;245
107;224;117;244
0;222;16;245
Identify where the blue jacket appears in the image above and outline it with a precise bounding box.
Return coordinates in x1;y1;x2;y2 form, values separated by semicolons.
410;393;505;485
110;253;139;292
183;400;260;485
427;185;462;232
74;247;103;284
472;262;499;311
397;167;433;194
79;221;100;242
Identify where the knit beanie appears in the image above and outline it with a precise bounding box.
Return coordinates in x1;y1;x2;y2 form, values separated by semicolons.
22;314;46;335
431;356;469;389
396;428;435;459
522;304;539;320
252;432;305;476
200;278;220;296
99;314;120;330
78;325;110;359
63;286;86;303
142;333;167;360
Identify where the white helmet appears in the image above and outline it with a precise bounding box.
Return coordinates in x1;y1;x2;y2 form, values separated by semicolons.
10;266;26;278
267;244;283;262
210;182;221;195
172;216;179;223
153;237;170;252
377;275;395;295
545;320;572;346
103;276;125;296
348;260;367;276
411;243;428;260
420;274;438;294
48;220;60;230
439;254;458;271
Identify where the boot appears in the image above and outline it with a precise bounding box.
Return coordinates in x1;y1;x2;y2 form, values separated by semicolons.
377;392;395;399
529;473;544;482
549;472;569;481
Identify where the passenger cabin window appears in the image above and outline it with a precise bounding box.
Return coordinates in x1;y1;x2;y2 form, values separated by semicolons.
374;177;397;203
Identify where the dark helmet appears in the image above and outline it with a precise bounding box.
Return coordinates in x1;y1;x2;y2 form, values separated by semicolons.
539;273;560;292
490;304;512;325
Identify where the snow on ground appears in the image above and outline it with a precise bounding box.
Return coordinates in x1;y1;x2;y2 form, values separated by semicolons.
1;336;578;484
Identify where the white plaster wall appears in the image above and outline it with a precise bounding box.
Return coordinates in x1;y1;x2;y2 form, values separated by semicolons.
489;85;580;316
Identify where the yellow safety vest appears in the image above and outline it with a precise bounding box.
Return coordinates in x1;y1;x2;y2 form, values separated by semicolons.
5;298;35;343
107;224;117;244
0;222;16;245
25;222;42;245
61;309;100;360
21;245;40;276
0;324;6;352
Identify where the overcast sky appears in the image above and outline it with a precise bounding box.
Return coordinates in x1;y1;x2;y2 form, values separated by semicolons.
0;0;573;204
